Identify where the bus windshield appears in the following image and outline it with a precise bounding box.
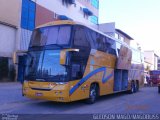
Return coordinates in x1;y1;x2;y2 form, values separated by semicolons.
25;50;68;82
29;25;72;47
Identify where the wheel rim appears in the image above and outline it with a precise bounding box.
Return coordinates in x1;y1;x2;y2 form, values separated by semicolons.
134;83;137;92
131;83;134;93
90;85;97;101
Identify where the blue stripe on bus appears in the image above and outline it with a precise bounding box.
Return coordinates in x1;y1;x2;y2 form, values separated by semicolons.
69;67;114;96
102;71;114;83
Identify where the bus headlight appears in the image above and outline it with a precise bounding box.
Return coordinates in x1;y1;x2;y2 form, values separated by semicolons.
55;82;68;85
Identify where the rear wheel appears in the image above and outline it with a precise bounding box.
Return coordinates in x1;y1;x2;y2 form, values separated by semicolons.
86;84;99;104
129;81;135;94
135;81;139;92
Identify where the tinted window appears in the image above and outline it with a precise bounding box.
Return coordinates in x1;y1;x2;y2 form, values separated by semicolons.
86;28;116;56
25;50;68;82
30;26;71;47
47;26;71;45
71;26;91;80
73;26;90;47
86;29;97;49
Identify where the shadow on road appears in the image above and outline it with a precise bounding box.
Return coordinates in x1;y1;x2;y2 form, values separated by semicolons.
30;91;130;112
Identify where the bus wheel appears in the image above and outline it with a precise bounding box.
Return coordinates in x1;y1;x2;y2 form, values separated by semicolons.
135;81;139;92
158;86;160;93
87;84;98;104
129;81;135;94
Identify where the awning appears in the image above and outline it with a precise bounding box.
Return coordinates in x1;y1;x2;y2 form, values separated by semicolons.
63;0;75;4
68;0;75;4
58;15;72;20
83;8;93;16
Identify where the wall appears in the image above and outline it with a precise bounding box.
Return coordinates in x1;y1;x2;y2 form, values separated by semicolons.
99;22;131;46
99;22;115;36
154;55;158;70
0;24;16;57
144;51;158;70
77;0;99;16
33;0;98;28
115;31;131;45
0;0;21;27
36;4;56;27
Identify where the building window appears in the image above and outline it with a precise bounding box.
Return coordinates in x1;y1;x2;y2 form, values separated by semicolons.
121;36;124;41
91;0;99;9
89;16;98;24
53;13;58;19
21;0;36;31
80;7;83;11
115;33;118;39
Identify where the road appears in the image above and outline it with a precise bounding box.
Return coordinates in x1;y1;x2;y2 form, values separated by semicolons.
0;82;160;114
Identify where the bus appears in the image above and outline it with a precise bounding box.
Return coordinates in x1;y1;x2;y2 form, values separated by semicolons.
21;20;144;103
150;70;160;85
158;84;160;93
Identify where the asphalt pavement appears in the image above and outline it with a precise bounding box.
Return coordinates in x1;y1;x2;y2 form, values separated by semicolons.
0;82;160;114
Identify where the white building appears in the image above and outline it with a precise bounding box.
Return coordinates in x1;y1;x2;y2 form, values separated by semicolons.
144;50;159;70
99;22;133;46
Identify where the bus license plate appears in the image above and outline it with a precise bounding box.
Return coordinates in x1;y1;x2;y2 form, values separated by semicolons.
35;93;43;96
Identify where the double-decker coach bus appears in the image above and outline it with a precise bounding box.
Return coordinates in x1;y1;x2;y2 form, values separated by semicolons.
21;20;144;103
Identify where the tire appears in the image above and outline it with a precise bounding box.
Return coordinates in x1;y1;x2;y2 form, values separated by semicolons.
135;81;139;92
86;84;98;104
129;81;135;94
158;86;160;94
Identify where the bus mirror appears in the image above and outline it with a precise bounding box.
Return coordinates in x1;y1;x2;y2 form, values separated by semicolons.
60;49;79;65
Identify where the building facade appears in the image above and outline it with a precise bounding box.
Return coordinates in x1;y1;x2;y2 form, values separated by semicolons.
144;51;159;71
0;0;99;81
21;0;99;50
99;22;133;46
157;58;160;70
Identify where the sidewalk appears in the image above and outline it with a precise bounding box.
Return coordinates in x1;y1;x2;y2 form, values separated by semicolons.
0;82;20;85
0;82;22;89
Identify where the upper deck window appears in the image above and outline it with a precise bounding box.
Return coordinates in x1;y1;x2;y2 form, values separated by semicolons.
29;25;72;47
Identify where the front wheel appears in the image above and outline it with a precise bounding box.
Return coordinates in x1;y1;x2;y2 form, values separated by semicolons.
86;84;98;104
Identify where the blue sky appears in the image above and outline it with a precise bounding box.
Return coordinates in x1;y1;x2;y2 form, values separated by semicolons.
99;0;160;54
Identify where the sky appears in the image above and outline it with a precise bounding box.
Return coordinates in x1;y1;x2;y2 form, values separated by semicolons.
99;0;160;55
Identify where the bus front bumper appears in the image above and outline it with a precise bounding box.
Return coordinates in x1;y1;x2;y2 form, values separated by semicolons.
22;82;70;102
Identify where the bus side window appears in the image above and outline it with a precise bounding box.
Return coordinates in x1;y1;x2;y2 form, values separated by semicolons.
73;26;90;47
108;48;117;56
71;26;91;80
86;29;96;49
71;64;82;79
96;35;105;52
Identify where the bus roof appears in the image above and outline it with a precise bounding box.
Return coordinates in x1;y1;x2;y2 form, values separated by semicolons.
36;20;77;28
36;20;140;52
